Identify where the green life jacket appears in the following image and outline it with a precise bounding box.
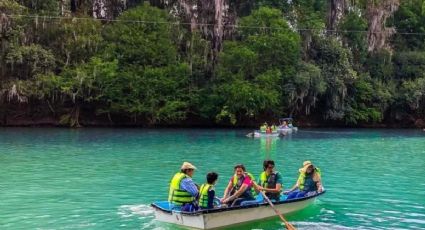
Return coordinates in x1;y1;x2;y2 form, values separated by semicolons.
260;125;267;132
298;167;321;191
198;183;214;209
168;172;195;205
259;171;281;200
232;172;256;198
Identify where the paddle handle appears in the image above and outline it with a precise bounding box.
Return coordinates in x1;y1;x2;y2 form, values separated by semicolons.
260;190;297;230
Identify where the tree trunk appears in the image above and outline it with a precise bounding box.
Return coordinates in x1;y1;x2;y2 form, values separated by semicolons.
366;0;399;52
93;0;108;19
327;0;346;34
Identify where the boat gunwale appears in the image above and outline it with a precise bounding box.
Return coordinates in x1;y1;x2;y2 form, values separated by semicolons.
151;190;325;216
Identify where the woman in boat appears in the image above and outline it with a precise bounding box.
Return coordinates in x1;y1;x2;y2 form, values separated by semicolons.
221;164;256;206
280;120;289;129
168;162;199;211
198;172;219;209
256;159;283;201
285;161;323;199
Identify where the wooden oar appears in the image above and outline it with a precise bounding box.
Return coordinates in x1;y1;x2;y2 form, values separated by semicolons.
260;190;297;230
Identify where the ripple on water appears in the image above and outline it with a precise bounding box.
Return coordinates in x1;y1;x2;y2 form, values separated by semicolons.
117;204;154;219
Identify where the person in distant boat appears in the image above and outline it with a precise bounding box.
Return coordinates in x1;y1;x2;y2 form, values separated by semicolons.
168;162;199;211
221;164;256;206
260;122;268;132
256;159;283;201
285;161;323;199
280;120;289;129
266;125;272;134
288;120;294;128
198;172;219;209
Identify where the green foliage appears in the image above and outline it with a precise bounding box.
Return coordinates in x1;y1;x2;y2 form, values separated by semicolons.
102;3;176;68
286;61;326;115
0;0;25;13
393;0;425;51
309;35;357;120
6;44;55;80
399;77;425;112
393;52;425;80
339;11;368;68
36;18;103;68
3;1;425;127
344;74;393;124
98;3;190;124
291;0;327;29
204;7;301;124
366;49;394;82
18;0;59;15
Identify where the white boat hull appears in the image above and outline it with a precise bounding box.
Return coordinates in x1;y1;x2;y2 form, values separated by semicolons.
153;193;322;229
248;131;282;138
278;127;298;135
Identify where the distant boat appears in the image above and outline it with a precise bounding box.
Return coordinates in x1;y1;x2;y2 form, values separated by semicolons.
246;130;284;138
278;118;298;135
151;191;325;229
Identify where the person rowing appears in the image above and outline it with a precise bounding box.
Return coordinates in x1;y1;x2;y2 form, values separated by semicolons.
221;164;256;206
256;159;283;201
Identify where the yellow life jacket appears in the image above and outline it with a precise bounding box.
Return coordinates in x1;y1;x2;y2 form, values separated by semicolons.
298;167;321;191
198;183;213;208
259;171;281;200
168;172;195;205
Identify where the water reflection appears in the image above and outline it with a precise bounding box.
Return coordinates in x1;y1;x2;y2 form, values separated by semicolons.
260;137;278;160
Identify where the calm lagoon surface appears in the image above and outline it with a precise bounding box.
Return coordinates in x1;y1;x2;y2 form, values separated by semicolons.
1;128;424;229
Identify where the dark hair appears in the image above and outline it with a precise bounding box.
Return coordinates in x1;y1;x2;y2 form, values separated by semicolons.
206;172;218;184
263;159;275;170
234;164;246;171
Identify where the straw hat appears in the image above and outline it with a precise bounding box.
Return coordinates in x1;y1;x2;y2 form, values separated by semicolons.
299;160;313;173
181;162;197;170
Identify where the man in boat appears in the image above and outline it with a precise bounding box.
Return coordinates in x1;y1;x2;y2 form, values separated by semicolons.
285;161;323;199
256;159;283;201
221;164;256;206
198;172;219;209
168;162;199;211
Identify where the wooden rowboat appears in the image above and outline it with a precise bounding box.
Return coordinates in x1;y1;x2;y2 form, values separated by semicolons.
151;191;325;229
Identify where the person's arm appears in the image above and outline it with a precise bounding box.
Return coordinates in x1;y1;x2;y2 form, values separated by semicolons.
253;179;263;192
223;184;248;203
284;179;300;194
263;183;282;193
180;178;199;197
207;190;215;208
221;180;233;200
316;180;323;193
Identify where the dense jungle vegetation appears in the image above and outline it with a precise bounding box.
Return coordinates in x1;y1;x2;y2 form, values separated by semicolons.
1;0;425;127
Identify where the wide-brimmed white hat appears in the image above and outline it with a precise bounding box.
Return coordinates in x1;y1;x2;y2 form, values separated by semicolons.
299;160;313;173
181;162;197;170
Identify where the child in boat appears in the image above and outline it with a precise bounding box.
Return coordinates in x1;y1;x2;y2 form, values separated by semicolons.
198;172;219;209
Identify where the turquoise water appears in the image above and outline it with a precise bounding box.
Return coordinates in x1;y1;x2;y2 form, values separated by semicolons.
1;128;425;229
